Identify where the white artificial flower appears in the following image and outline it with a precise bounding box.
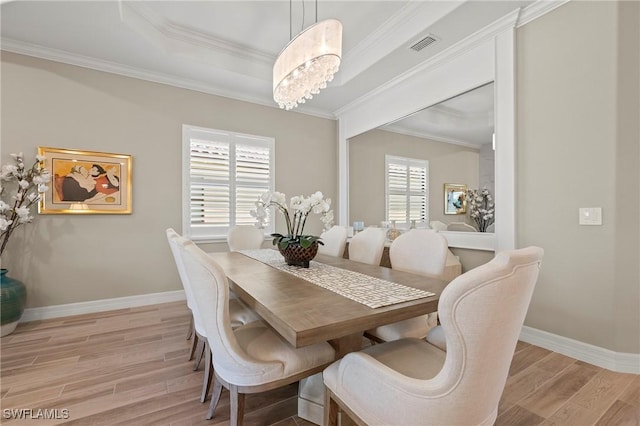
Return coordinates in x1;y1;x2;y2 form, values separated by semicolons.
1;164;18;178
10;152;23;160
19;179;29;189
0;200;9;211
15;206;30;218
272;192;286;205
260;191;272;204
36;155;46;161
38;184;48;193
27;192;38;202
0;218;12;232
33;174;48;185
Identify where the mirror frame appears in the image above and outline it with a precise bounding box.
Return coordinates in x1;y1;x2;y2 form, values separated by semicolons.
336;10;520;252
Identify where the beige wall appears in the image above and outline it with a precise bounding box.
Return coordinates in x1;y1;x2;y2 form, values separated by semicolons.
349;128;479;227
517;1;639;353
1;52;337;308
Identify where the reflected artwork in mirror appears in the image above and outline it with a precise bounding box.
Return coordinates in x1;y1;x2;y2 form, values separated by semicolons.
444;183;467;215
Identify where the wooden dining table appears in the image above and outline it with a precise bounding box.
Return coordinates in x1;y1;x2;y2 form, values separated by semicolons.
208;250;449;358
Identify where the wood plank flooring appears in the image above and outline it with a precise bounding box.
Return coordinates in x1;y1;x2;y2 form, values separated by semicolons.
1;301;637;425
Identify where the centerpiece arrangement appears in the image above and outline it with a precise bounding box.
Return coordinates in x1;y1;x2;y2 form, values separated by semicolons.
251;190;333;267
466;187;495;232
1;152;50;336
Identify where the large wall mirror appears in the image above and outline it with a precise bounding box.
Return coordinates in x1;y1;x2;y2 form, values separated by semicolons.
349;82;495;234
337;18;518;253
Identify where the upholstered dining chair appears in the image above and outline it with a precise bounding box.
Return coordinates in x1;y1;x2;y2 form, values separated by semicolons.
178;239;336;425
165;228;260;403
323;246;544;426
347;227;387;266
317;225;348;258
364;229;451;343
447;221;478;232
226;225;264;251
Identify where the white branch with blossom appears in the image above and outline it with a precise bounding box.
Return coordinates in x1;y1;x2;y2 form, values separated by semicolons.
466;187;495;232
1;152;50;257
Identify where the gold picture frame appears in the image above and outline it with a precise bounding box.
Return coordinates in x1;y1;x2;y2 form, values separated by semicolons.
38;147;132;214
444;183;467;215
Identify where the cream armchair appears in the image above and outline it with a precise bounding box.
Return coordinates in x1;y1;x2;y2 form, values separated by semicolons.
323;246;544;426
365;229;450;343
317;225;348;258
178;238;336;425
226;225;264;251
348;227;386;265
166;228;260;403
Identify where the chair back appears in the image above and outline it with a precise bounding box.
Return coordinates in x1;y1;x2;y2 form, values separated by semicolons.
177;239;281;385
166;228;206;336
446;222;477;232
434;246;544;424
389;229;448;279
318;226;348;257
348;227;386;265
429;220;448;231
227;225;264;251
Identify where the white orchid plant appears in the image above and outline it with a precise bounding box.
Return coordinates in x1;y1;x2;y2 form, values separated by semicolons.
251;190;334;249
466;187;495;232
0;152;50;257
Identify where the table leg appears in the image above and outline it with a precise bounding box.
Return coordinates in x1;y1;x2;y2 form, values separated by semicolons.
328;332;365;359
298;333;366;425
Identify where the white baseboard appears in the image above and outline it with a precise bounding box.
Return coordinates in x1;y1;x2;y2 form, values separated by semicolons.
520;325;640;374
20;290;186;323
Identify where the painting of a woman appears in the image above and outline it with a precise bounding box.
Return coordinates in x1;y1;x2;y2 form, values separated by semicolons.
60;165;98;201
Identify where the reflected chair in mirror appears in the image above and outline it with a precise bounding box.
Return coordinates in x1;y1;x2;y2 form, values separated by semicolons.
347;227;387;266
227;225;264;251
323;247;544;426
318;225;348;258
429;220;448;231
447;222;478;232
178;239;336;425
165;228;260;403
364;229;451;343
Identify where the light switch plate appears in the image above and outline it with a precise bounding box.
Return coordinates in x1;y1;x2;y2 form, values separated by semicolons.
579;207;602;225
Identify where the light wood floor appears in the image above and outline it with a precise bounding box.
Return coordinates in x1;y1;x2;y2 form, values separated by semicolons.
1;302;637;425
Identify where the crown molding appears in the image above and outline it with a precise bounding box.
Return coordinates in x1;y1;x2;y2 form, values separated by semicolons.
0;39;336;120
381;125;485;149
517;0;570;28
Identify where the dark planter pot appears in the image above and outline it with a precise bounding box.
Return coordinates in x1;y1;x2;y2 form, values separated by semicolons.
278;241;318;268
1;269;27;337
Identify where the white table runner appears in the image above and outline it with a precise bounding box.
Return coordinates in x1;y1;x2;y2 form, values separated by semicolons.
239;249;435;308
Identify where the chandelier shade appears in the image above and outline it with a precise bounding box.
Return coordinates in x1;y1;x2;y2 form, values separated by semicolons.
273;19;342;110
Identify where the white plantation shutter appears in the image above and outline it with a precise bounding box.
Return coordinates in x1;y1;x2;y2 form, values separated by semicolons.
183;126;274;240
385;155;429;225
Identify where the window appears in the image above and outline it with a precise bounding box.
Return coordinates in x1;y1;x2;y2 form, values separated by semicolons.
183;125;274;241
385;155;429;225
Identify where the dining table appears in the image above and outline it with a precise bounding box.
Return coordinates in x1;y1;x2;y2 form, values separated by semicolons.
207;249;450;425
208;250;449;357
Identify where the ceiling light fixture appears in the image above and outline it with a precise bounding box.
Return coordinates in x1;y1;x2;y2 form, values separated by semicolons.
273;0;342;110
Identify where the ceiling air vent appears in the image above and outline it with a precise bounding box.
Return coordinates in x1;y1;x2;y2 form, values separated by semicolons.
409;34;439;52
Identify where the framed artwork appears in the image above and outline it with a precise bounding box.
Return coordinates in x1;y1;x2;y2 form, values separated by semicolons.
444;183;467;215
38;147;132;214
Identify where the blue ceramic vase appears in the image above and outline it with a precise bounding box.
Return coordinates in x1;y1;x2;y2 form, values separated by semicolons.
1;269;27;337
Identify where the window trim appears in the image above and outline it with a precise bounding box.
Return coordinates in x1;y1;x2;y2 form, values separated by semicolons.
385;155;429;226
182;124;275;242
